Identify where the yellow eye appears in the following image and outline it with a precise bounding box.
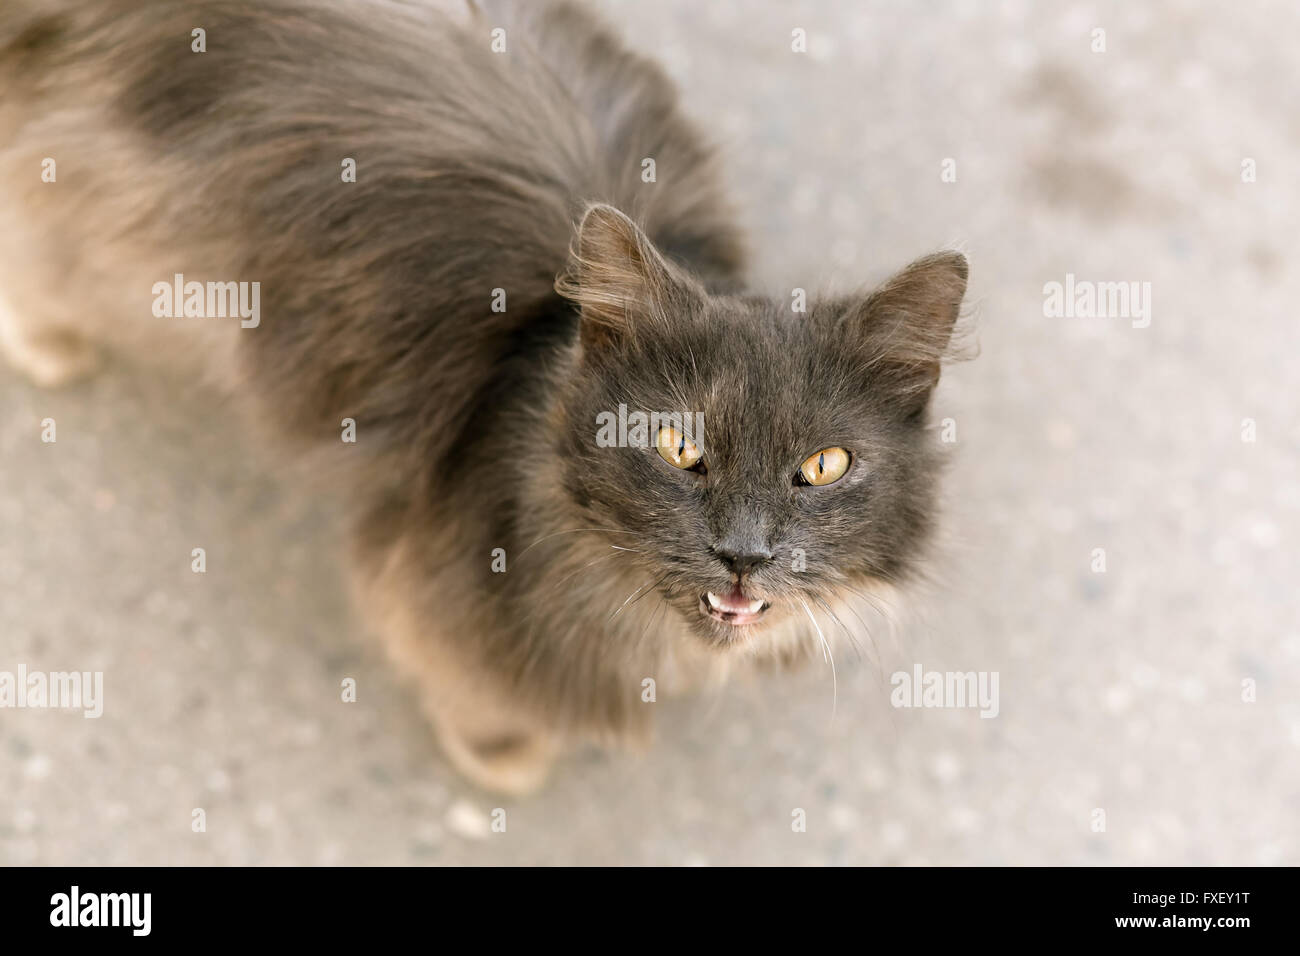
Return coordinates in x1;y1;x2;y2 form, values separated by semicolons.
798;447;851;486
656;426;703;470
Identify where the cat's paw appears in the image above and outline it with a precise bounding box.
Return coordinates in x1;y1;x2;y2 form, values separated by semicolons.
435;723;558;796
0;315;100;388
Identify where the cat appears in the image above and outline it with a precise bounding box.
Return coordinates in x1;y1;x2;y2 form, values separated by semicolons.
0;0;970;793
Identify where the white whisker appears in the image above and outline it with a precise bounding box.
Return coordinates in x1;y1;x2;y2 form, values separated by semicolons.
800;597;836;722
610;573;661;620
514;526;638;562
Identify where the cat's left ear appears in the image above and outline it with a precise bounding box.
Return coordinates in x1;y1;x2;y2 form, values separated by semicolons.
838;251;969;409
556;203;702;353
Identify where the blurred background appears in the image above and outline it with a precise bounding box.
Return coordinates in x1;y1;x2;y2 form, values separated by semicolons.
2;0;1296;864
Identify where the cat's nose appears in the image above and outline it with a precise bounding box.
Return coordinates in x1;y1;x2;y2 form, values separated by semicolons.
712;545;772;577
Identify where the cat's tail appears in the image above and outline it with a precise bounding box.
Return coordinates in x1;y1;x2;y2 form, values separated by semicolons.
0;0;99;93
0;0;87;54
0;1;62;69
0;3;65;142
476;0;748;289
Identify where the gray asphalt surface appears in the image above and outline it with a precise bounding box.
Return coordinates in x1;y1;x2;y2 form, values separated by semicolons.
2;0;1297;865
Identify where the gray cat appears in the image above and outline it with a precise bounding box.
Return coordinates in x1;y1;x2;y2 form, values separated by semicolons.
0;0;970;792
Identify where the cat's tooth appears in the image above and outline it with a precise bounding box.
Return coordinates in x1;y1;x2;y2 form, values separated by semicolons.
746;598;765;613
706;592;723;609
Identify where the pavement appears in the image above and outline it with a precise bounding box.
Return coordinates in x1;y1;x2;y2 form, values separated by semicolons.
2;0;1297;865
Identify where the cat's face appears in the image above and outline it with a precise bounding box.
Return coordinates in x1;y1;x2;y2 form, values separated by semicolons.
556;205;967;649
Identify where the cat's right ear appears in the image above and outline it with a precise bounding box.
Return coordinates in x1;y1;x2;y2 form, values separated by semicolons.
837;251;970;412
556;203;697;353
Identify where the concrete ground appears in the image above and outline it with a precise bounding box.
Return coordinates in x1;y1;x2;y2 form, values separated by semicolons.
2;0;1297;865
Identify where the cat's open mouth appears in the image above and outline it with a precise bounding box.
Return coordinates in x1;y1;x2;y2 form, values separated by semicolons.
700;588;771;626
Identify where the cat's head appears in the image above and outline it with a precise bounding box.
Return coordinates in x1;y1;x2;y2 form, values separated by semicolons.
554;204;968;650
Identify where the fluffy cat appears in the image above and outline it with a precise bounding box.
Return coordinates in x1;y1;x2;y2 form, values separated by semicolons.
0;0;970;792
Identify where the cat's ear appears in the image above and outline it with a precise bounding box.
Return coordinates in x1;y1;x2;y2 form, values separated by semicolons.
556;203;698;352
839;251;969;409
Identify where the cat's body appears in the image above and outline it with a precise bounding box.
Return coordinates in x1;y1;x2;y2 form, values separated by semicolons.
0;0;969;792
